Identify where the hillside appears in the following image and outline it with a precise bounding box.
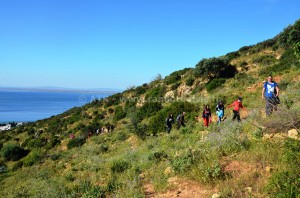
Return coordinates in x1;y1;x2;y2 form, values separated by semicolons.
1;19;300;198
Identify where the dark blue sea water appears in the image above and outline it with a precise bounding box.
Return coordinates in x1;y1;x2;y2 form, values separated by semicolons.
0;90;113;123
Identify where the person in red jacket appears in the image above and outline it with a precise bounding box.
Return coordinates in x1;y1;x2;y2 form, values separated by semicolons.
227;97;246;122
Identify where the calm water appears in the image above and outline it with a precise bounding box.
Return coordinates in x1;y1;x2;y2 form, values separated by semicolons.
0;90;113;123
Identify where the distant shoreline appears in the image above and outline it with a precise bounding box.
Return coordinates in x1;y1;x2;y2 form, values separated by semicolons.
0;87;122;94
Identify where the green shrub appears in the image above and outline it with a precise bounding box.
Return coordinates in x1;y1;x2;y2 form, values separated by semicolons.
45;136;61;150
164;68;191;85
1;144;29;161
186;77;195;86
50;154;61;161
136;102;162;121
253;55;277;66
171;149;197;174
148;151;169;163
67;137;86;149
225;51;240;61
27;138;47;148
194;57;237;79
114;106;127;121
145;85;166;99
200;162;227;182
22;150;43;167
65;173;75;182
116;131;129;141
107;177;121;193
111;159;131;173
27;128;35;136
134;83;148;95
267;171;300;197
104;93;122;107
206;78;226;92
171;82;181;90
74;180;106;198
100;144;109;153
12;161;23;171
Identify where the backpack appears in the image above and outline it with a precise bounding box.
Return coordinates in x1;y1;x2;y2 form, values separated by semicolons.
176;114;181;122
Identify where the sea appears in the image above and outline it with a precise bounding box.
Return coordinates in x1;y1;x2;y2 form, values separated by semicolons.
0;89;114;123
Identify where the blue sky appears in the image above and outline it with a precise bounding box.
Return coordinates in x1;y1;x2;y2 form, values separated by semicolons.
0;0;299;90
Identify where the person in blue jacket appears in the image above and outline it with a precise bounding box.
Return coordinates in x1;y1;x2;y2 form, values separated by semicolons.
262;75;280;116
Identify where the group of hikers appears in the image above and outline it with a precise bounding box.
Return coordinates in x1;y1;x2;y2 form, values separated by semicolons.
165;75;280;133
70;124;115;140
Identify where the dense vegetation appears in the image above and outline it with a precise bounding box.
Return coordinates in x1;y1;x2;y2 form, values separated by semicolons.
0;19;300;197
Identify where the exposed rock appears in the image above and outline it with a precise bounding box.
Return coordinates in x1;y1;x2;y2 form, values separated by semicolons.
164;167;172;176
263;133;274;140
212;193;221;198
265;166;272;172
288;129;299;140
139;173;145;180
244;187;252;193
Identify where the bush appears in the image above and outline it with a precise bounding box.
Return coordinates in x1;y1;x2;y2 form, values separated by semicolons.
45;136;61;150
74;180;107;198
148;151;169;163
12;161;23;171
22;150;43;167
185;77;195;86
1;144;29;161
67;137;86;149
113;106;127;121
50;154;61;161
171;148;198;174
171;82;181;90
136;102;162;121
164;68;191;85
253;55;276;66
111;159;131;173
267;171;300;197
27;138;47;149
100;144;109;153
135;83;148;95
206;78;226;92
225;51;240;61
116;132;129;141
145;85;166;99
194;57;236;79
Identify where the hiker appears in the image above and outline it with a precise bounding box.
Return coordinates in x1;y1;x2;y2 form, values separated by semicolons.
88;131;92;138
166;113;174;133
70;133;75;139
227;97;246;122
176;112;186;129
262;75;280;116
202;105;212;127
216;100;225;124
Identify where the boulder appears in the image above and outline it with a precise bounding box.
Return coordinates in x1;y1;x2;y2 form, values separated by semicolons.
288;129;298;140
212;193;221;198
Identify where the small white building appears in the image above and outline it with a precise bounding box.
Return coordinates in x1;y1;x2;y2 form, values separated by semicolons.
0;124;11;131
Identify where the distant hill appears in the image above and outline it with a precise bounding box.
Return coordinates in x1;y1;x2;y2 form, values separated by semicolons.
0;19;299;197
0;86;123;94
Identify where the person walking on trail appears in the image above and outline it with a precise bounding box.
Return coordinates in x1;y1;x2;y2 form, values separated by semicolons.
216;100;225;124
176;112;186;130
262;75;280;116
166;113;174;133
227;97;246;122
202;105;212;127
